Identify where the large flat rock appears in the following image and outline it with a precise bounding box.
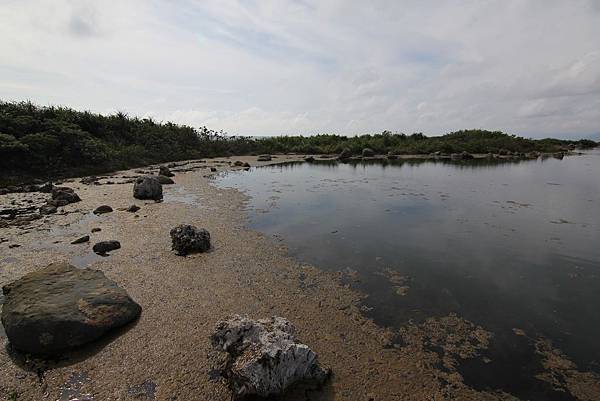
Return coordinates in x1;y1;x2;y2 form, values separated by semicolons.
1;262;141;355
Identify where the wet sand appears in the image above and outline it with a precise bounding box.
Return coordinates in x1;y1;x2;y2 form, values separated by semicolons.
0;155;596;400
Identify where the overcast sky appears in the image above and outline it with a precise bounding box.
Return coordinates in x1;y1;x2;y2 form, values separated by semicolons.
1;0;599;138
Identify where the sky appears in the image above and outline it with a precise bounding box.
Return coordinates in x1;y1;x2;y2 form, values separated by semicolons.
1;0;599;138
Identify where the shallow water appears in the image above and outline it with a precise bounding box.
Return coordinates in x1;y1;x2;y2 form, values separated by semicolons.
216;151;600;400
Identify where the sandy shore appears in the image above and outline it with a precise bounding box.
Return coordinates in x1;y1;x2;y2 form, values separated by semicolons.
0;155;597;400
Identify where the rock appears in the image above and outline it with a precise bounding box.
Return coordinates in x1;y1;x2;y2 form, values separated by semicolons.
242;162;251;168
233;160;245;167
170;224;211;255
338;148;352;160
51;187;81;204
451;151;474;160
37;182;53;193
1;262;141;355
92;240;121;255
93;205;113;215
127;204;140;213
0;188;8;195
387;152;398;160
39;204;58;215
210;167;217;172
156;175;175;185
362;148;375;157
257;154;272;161
211;315;329;398
305;156;315;162
71;235;90;244
159;166;174;177
91;227;102;233
133;176;163;200
47;199;69;207
80;176;98;185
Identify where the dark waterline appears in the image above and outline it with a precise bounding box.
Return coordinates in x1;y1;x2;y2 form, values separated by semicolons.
216;151;600;400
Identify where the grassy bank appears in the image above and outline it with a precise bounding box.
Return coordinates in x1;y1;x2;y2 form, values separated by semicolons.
0;101;596;185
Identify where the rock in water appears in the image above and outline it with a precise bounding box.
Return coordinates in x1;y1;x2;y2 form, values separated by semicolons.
93;205;113;215
51;187;81;204
257;154;272;161
133;176;163;200
170;224;210;255
1;262;141;355
362;148;375;157
338;148;352;160
159;166;174;177
156;175;175;185
211;315;329;398
93;240;121;255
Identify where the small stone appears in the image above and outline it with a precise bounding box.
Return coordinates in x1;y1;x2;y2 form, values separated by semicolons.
257;154;272;161
92;240;121;255
91;228;101;233
71;235;90;244
156;175;175;185
39;204;58;215
127;204;140;213
93;205;113;215
210;167;217;172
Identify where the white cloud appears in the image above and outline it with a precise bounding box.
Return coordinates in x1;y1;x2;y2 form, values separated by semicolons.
0;0;599;138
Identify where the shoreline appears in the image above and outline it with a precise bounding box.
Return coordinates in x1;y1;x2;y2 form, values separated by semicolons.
0;155;596;400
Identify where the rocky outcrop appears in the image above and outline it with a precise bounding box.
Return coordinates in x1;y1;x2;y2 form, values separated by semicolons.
211;315;329;398
257;154;272;161
170;224;211;255
93;205;113;215
1;262;141;355
159;166;174;177
92;240;121;255
133;176;163;200
362;148;375;157
51;187;81;205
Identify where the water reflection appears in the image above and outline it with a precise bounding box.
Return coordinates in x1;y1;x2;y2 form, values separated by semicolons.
217;150;600;399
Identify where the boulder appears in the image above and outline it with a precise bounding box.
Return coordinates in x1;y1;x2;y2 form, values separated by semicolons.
170;224;211;255
51;187;81;204
257;154;272;162
337;149;352;160
156;175;175;185
159;166;174;177
1;262;141;355
93;205;113;215
92;240;121;255
211;315;329;398
133;176;163;200
362;148;375;157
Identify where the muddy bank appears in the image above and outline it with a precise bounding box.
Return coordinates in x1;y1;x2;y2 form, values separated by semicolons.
0;155;596;400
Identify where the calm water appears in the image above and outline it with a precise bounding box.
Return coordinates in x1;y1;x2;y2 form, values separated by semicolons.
216;151;600;400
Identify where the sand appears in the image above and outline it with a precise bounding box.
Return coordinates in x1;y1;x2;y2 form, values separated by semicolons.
0;155;595;400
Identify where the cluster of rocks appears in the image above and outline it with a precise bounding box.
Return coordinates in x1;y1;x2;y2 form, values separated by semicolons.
211;315;330;398
334;148;570;162
0;181;53;196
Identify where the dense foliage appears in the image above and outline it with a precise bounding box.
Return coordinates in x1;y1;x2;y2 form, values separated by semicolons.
0;101;596;184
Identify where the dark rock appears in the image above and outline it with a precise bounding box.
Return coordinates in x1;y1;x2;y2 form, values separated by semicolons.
156;175;175;185
52;187;81;204
387;152;398;160
80;176;98;185
71;235;90;244
242;162;251;168
0;188;8;195
127;204;140;213
170;224;210;255
93;205;113;215
362;148;375;157
1;262;141;354
92;240;121;255
91;227;102;233
451;151;474;160
39;204;58;215
159;166;174;177
233;160;245;167
210;167;217;172
37;182;53;193
257;154;272;161
47;198;69;207
305;156;315;162
211;315;329;398
133;176;163;200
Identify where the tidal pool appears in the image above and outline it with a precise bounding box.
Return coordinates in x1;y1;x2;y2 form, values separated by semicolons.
216;150;600;400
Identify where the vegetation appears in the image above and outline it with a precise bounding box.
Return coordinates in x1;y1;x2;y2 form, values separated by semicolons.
0;101;596;184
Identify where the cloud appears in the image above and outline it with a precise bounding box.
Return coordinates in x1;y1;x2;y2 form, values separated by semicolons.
0;0;598;138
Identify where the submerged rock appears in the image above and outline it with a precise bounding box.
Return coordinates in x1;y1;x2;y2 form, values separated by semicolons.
93;205;113;215
257;154;272;161
170;224;210;255
51;187;81;204
156;175;175;185
93;240;121;255
133;176;163;200
1;262;141;354
159;166;174;177
211;315;329;398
